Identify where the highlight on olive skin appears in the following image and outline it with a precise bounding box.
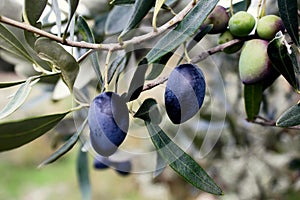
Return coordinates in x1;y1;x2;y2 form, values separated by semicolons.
229;11;256;37
164;63;206;124
88;92;129;157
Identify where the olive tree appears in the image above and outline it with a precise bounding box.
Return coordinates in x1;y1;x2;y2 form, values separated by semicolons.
0;0;300;199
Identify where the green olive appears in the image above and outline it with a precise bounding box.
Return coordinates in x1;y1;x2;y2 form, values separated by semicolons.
229;11;255;37
218;30;243;54
256;15;285;40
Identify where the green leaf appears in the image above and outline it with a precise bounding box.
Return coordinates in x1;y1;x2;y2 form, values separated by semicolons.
145;0;219;64
278;0;299;46
124;58;148;102
119;0;155;41
77;16;103;85
24;0;47;25
105;5;134;35
77;148;91;200
134;98;161;124
110;0;135;5
244;83;263;121
146;51;173;80
0;111;70;152
232;0;251;13
267;33;299;91
276;103;300;127
35;37;79;92
63;0;80;39
0;77;39;120
152;0;165;31
108;51;128;84
52;0;62;37
145;122;223;195
0;23;34;63
38;118;88;168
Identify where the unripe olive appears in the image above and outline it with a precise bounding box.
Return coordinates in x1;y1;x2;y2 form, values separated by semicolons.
88;92;129;157
256;15;284;40
218;30;243;54
239;39;276;84
165;64;206;124
203;5;229;34
229;11;255;37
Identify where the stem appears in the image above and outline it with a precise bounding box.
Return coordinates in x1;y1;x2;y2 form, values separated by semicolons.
104;50;112;91
230;0;234;16
142;76;168;92
0;0;196;51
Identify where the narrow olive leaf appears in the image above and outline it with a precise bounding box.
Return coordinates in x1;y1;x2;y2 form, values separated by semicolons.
38;118;88;168
105;5;134;35
119;0;155;41
278;0;299;46
145;0;219;64
276;103;300;127
108;51;127;84
145;122;223;195
0;77;39;120
110;0;135;5
77;16;103;85
0;111;70;152
63;0;80;39
124;58;148;102
24;0;47;25
244;83;263;121
146;52;173;80
232;0;251;13
267;33;300;91
152;0;165;31
0;23;34;63
153;152;166;178
52;0;62;37
134;98;161;124
35;37;79;92
77;148;91;200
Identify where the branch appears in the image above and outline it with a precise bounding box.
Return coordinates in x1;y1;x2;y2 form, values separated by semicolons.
252;116;300;130
0;1;196;51
142;76;168;91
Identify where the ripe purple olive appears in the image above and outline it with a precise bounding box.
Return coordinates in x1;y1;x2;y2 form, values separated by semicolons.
239;39;278;85
165;64;206;124
203;5;229;34
88;92;129;157
93;156;111;169
229;11;255;37
256;15;284;40
114;160;132;176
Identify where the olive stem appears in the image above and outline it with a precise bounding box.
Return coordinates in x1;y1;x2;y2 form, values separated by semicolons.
253;116;300;130
0;0;197;51
104;50;112;91
229;0;234;16
183;42;192;63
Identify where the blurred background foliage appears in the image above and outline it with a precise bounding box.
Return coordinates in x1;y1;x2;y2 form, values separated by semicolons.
0;0;300;200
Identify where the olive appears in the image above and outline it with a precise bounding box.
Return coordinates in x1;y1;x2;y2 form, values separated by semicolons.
203;5;229;34
165;64;206;124
218;30;243;54
93;156;111;169
229;11;255;37
256;15;284;40
88;92;129;157
114;160;132;176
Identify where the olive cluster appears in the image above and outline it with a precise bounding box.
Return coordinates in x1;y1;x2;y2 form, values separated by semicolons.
88;65;206;172
203;5;284;86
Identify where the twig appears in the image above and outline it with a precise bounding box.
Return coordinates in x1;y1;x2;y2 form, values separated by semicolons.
0;0;196;51
252;115;300;130
142;77;168;91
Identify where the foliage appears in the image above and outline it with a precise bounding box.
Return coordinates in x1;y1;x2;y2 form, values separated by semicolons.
0;0;300;199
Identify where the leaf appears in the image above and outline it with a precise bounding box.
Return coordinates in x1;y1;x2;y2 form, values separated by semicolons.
278;0;299;46
244;83;263;121
145;0;219;64
124;58;148;102
35;37;79;92
77;148;91;200
134;98;161;124
0;111;70;152
0;23;34;63
0;77;38;120
146;51;173;80
108;51;128;84
267;33;299;91
38;118;88;168
152;0;165;31
63;0;80;39
153;152;166;178
52;0;62;37
232;0;251;13
276;103;300;127
105;5;134;35
77;16;103;85
110;0;135;5
119;0;155;41
145;122;223;195
24;0;47;25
